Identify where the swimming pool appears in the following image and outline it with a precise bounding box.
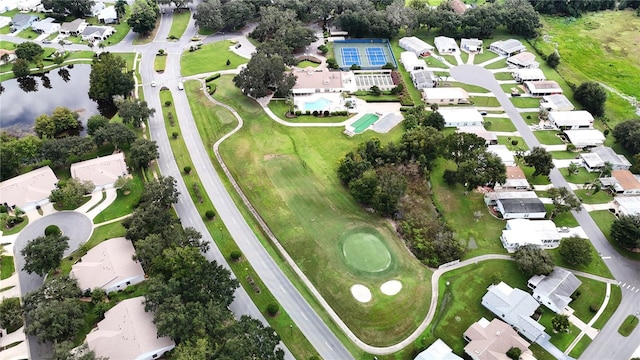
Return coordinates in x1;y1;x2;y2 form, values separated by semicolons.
304;97;332;112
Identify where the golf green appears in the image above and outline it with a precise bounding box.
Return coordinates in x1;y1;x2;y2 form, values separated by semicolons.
342;232;391;273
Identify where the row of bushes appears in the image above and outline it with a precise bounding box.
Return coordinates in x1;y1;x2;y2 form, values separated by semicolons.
205;73;221;82
293;110;348;117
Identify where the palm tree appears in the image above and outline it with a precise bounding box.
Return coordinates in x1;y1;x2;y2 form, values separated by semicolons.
88;41;94;52
600;161;613;177
98;42;106;53
115;0;126;20
58;39;65;52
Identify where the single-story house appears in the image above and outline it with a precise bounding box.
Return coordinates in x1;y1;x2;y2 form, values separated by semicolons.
507;52;539;69
17;0;40;11
328;27;348;37
484;191;539;206
457;126;498;145
0;0;20;13
414;339;462;360
564;129;606;148
81;25;115;41
496;165;530;190
86;297;175;360
460;38;482;53
438;107;484;128
528;268;582;313
70;237;145;293
434;36;459;54
512;68;545;83
494;195;546;220
399;36;434;57
450;0;468;14
613;196;640;216
0;49;16;65
489;39;526;57
487;144;515;166
600;170;640;195
482;282;546;342
423;87;470;105
500;219;562;252
400;51;427;72
59;18;87;36
86;1;104;16
9;13;38;32
524;81;563;97
0;166;57;212
540;94;574;111
98;5;118;24
292;68;345;95
31;17;59;34
463;318;533;360
70;152;128;190
0;15;11;28
581;146;632;173
548;110;594;130
410;70;437;89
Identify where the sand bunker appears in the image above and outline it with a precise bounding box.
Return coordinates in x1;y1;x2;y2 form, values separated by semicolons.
380;280;402;296
351;284;372;303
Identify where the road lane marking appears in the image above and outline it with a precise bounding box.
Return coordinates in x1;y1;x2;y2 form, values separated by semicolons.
325;342;333;350
301;312;308;321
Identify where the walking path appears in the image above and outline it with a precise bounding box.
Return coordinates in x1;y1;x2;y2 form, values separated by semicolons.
564;283;612;354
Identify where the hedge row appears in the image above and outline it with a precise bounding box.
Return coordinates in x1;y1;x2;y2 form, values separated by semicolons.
205;73;221;82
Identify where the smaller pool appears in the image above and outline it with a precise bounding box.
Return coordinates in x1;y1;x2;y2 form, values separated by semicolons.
304;97;332;112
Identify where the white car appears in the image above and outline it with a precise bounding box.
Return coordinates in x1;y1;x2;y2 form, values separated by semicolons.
150;81;156;87
178;82;184;90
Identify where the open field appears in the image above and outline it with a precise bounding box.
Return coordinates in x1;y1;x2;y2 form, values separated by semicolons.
181;40;247;76
619;316;639;337
539;312;579;351
473;50;500;64
493;72;515;81
0;256;14;280
511;97;542;108
168;10;190;39
297;60;319;68
215;75;432;345
559;167;600;184
573;189;613;205
470;96;500;107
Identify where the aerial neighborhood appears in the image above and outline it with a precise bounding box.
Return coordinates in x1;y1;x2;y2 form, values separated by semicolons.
1;0;640;359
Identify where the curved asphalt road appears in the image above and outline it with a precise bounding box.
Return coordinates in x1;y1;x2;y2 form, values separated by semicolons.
450;64;640;359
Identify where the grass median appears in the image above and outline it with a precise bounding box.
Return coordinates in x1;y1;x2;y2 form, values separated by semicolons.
180;40;248;76
168;10;190;39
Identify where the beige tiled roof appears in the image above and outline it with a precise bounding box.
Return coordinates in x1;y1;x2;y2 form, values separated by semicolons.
293;69;343;91
0;166;57;209
70;152;128;187
464;318;530;360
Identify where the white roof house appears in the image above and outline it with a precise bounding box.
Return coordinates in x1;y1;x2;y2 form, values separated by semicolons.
0;15;12;28
0;0;20;13
487;145;515;166
400;51;427;72
581;147;632;172
524;81;563;97
481;282;546;342
614;196;640;216
457;126;498;145
500;219;562;253
507;52;539;69
70;152;128;190
98;6;118;24
528;268;582;313
489;39;526;56
59;18;87;35
399;36;434;56
460;38;482;53
540;94;574;111
423;87;470;105
86;297;175;360
410;70;437;89
548;110;594;129
70;237;145;293
87;1;104;16
438;107;484;128
0;166;57;211
464;318;533;360
17;0;40;11
434;36;459;54
31;17;59;34
564;129;605;148
512;68;545;83
415;339;461;360
292;68;345;95
81;25;115;41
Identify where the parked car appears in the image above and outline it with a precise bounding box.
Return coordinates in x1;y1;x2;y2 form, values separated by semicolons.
235;43;242;49
511;92;521;97
42;39;52;44
479;111;488;116
62;40;72;45
151;81;156;87
178;82;184;90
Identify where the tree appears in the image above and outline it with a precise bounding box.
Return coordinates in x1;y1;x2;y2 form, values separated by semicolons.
567;162;580;176
49;178;95;209
501;0;541;38
216;316;285;360
114;96;156;127
128;0;158;35
25;298;84;344
547;51;560;68
86;115;110;136
524;146;555;177
559;236;593;266
513;244;554;277
613;120;640;155
115;0;127;19
445;132;487;165
0;297;23;333
234;52;296;98
89;52;135;102
221;0;256;30
610;214;640;249
93;123;137;149
424;111;445;130
39;136;94;168
12;58;30;77
194;0;224;32
140;176;180;208
506;347;522;360
129;138;159;170
41;0;94;17
574;82;607;117
15;42;44;62
460;5;500;38
552;314;570;333
400;126;444;169
21;233;70;276
33;106;82;139
172;338;212;359
456;150;506;189
548;187;581;219
250;7;316;49
370;165;407;216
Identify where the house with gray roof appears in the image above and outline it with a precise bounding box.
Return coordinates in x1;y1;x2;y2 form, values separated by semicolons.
495;197;546;219
10;13;38;32
81;25;114;41
410;69;437;89
59;18;87;36
527;268;582;313
489;39;526;57
540;94;574;112
31;17;59;34
482;282;546;342
580;146;632;173
415;339;461;360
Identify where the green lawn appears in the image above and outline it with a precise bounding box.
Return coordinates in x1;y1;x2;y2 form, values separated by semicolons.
0;215;29;235
297;60;320;68
511;97;542;108
550;150;580;159
574;189;613;205
569;277;608;323
548;241;613;279
484;118;516;132
568;336;592;359
484;58;507;69
593;285;622;329
268;100;350;123
502;83;524;94
181;40;248;76
521;112;540;125
539;312;580;351
389;38;427;104
16;28;41;40
93;174;144;224
497;136;527;151
154;54;166;72
0;256;14;280
533;130;565;145
618;315;639;336
560;167;600;184
590;210;640;261
446;81;491;93
168;10;190;39
546;206;580;227
473;50;500;64
470;96;500;107
493;72;515;80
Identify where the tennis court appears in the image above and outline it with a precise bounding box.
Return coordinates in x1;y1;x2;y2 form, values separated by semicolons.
365;47;387;66
352;113;380;133
340;47;362;66
333;39;398;70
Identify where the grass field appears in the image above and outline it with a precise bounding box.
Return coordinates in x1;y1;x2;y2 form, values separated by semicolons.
493;72;515;81
521;112;541;125
569;276;608;323
341;227;392;273
485;117;516;132
168;10;191;39
593;285;622;329
446;81;491;93
473;50;499;65
568;336;592;359
484;58;507;69
154;54;166;72
181;40;248;77
548;243;613;280
550;150;580;159
497;136;527;151
533;130;565;145
214;75;432;345
93;174;144;224
470;96;500;107
511;97;543;108
539;312;579;351
0;256;14;280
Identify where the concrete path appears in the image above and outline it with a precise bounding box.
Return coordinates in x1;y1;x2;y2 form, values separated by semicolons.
536;334;575;360
0;273;20;299
553;159;580;168
478;55;506;68
517;107;542;113
466;52;475;64
541;144;568;151
565;283;612;354
582;203;613;212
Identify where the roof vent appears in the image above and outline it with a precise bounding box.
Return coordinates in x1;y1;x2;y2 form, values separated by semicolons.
496;331;501;336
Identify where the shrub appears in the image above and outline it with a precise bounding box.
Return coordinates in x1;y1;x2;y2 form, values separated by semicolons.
0;205;6;213
205;73;221;82
511;139;519;146
604;129;610;136
566;144;577;152
590;303;600;313
526;115;532;119
267;302;280;316
230;250;242;261
507;347;522;360
164;100;171;107
207;83;217;95
157;49;165;55
443;169;458;185
172;131;179;139
305;110;311;115
6;216;23;227
184;166;192;174
323;110;330;117
312;110;319;116
91;288;107;304
317;44;328;54
44;225;61;236
205;210;215;219
294;110;302;116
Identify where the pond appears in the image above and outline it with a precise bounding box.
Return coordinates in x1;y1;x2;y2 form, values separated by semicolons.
0;64;115;136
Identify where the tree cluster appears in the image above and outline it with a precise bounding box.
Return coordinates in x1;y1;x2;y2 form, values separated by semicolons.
573;82;607;118
513;244;554;277
250;7;316;50
611;214;640;249
547;186;581;219
442;132;506;190
613;120;640;157
558;236;593;266
127;0;158;35
21;233;70;276
34;106;83;139
49;178;95;209
114;96;156;128
528;0;615;17
233;52;297;98
41;0;95;18
89;52;135;103
524;146;555;177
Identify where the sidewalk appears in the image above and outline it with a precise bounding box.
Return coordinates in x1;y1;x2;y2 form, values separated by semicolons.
564;283;612;354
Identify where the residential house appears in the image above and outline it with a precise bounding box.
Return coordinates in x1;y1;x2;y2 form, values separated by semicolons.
439;107;484;128
400;51;427;72
512;68;545;83
98;6;118;24
31;17;59;34
489;39;526;57
17;0;39;11
0;0;20;13
0;166;57;212
434;36;459;54
9;13;37;32
449;0;468;14
527;268;582;313
0;48;16;64
484;191;539;206
0;15;11;28
496;166;530;191
600;170;640;195
507;52;539;69
81;25;115;41
524;81;563;97
70;237;145;294
540;94;574;112
86;297;175;360
581;146;631;173
423;87;470;105
461;38;482;53
86;1;104;16
613;196;640;216
70;152;128;191
564;129;605;149
457;126;498;145
548;110;594;130
415;339;462;360
496;197;546;219
410;70;437;89
463;317;533;360
500;219;562;253
399;36;434;56
481;282;546;342
487;144;515;166
59;18;87;36
292;68;346;95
